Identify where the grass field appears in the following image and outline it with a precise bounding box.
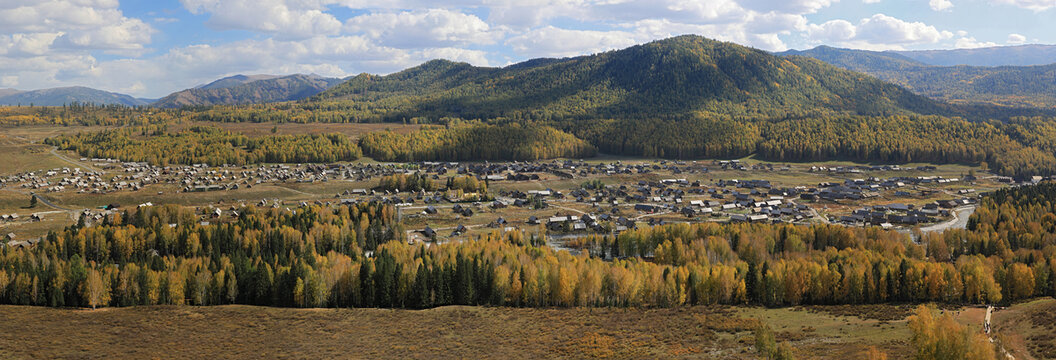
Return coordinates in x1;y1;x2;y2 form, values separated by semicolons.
990;298;1056;360
0;304;920;359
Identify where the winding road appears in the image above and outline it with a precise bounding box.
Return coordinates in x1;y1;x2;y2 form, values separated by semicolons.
919;205;976;233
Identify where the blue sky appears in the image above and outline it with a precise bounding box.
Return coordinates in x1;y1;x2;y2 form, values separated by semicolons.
1;0;1054;98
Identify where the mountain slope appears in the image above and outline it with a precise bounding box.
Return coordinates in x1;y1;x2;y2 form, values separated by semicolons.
780;46;1056;108
153;74;343;108
0;86;150;106
314;35;948;121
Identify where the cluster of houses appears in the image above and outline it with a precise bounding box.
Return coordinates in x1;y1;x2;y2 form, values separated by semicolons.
5;233;40;250
716;160;793;172
416;159;713;181
0;213;42;223
809;165;937;174
838;198;978;227
798;176;965;202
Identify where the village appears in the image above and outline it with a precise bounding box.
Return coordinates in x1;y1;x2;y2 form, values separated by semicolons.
0;155;1025;250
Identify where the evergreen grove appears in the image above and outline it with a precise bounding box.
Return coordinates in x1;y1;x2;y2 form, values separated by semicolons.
2;183;1055;309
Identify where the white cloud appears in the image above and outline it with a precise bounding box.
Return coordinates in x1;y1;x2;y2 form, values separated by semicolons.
0;33;62;57
807;19;856;41
345;9;503;48
54;17;154;54
1007;33;1027;44
416;47;492;66
804;14;955;50
929;0;954;11
954;37;998;48
0;0;124;33
179;0;342;39
506;26;641;58
630;18;790;50
990;0;1056;11
1;76;18;87
739;0;836;14
854;14;953;46
747;12;808;34
0;0;153;52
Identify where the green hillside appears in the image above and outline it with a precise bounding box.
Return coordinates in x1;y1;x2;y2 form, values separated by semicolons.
313;35;947;121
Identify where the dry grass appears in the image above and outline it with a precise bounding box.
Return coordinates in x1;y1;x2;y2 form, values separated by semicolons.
992;298;1056;360
0;304;920;359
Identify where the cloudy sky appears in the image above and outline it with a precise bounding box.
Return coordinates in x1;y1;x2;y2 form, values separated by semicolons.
1;0;1053;98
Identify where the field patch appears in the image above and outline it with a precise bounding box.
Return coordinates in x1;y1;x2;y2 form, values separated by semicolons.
0;304;918;359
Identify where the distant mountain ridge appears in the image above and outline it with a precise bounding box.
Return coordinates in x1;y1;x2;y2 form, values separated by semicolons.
152;74;344;108
195;74;283;90
893;44;1056;66
779;46;1056;108
0;86;151;106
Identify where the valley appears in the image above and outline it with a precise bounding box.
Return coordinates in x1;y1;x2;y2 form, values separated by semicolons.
2;33;1056;360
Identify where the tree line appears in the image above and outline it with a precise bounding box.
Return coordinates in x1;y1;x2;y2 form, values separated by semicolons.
360;122;597;162
16;102;1056;178
45;126;362;166
2;183;1055;309
375;173;487;194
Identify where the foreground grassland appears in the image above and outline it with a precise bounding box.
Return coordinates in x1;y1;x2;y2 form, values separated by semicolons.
6;301;1047;359
990;298;1056;360
0;304;920;359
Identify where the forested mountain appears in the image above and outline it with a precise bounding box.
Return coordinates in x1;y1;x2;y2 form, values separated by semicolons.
153;74;343;108
894;44;1056;66
15;36;1056;177
310;35;950;120
780;46;1056;108
0;88;21;97
0;86;151;106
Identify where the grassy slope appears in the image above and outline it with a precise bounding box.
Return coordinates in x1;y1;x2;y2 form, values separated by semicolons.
0;304;915;359
991;298;1056;360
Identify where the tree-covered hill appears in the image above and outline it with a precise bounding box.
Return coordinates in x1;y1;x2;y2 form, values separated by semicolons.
311;35;953;121
780;46;1056;108
153;74;344;108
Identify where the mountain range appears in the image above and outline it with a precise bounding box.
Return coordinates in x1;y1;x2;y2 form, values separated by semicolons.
4;40;1055;111
0;74;343;108
0;86;152;107
892;44;1056;66
779;46;1056;108
152;74;344;108
311;35;949;121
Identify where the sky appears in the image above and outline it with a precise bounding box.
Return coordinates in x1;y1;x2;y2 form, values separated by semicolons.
1;0;1054;98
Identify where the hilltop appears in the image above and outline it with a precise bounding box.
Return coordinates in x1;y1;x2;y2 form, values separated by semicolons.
313;35;948;120
153;74;344;108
